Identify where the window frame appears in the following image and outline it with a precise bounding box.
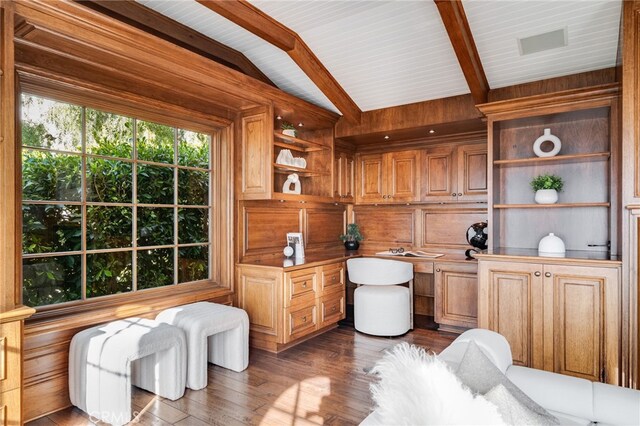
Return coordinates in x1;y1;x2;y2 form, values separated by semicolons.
19;90;226;313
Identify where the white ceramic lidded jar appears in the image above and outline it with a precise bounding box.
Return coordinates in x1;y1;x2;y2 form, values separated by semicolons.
538;233;566;257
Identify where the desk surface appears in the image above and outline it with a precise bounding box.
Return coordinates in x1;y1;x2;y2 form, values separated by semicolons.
238;250;474;271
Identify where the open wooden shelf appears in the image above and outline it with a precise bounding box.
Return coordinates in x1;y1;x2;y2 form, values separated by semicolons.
493;202;610;209
273;163;329;177
494;152;610;167
271;192;334;203
274;132;329;152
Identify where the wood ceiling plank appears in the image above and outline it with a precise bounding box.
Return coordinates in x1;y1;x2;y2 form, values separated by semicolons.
77;0;275;87
434;0;489;105
197;0;362;124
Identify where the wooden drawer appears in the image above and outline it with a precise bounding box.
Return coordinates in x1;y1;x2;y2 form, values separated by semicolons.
321;263;344;293
0;321;20;393
285;305;317;343
284;269;317;307
320;291;345;327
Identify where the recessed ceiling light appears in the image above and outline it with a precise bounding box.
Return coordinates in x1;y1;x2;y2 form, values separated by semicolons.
518;28;567;56
276;116;282;120
297;122;304;127
429;129;435;134
384;135;390;140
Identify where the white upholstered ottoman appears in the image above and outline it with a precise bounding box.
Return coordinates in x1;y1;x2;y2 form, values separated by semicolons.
69;317;187;426
156;302;249;390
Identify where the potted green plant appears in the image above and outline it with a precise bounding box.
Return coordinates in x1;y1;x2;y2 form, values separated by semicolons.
281;122;296;138
530;174;563;204
339;223;363;251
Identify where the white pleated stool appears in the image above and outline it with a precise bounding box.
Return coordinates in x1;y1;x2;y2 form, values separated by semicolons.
156;302;249;390
69;318;187;426
348;257;414;336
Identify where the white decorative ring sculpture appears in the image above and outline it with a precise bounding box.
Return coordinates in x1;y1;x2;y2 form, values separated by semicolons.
533;128;561;158
282;173;301;194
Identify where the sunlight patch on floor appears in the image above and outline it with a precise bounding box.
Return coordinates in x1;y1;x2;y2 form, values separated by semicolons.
260;376;331;426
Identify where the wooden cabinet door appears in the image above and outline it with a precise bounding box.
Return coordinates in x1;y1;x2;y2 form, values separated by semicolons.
333;154;342;200
236;265;282;339
544;265;619;384
240;107;272;200
356;153;385;203
343;153;355;201
387;150;419;202
456;143;488;201
421;147;457;202
479;261;543;367
434;262;478;331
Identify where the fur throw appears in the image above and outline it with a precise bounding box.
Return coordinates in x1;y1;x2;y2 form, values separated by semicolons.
370;342;506;425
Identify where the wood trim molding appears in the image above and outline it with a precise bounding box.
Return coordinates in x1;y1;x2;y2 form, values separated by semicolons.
77;0;276;87
434;0;489;105
477;83;620;119
196;0;362;124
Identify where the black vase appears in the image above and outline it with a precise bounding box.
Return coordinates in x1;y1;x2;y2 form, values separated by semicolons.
344;241;359;251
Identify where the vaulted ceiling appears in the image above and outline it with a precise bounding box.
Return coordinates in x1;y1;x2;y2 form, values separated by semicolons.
135;0;622;117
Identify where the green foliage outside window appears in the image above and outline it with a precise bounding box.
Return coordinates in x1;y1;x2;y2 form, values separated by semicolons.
21;94;212;307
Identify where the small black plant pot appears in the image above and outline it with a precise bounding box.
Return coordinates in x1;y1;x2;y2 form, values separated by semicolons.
344;241;360;251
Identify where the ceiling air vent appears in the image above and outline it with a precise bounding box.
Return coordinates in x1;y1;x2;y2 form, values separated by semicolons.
518;28;567;56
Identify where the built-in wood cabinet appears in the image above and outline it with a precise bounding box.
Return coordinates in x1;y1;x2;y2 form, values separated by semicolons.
478;86;619;254
334;150;355;202
434;262;478;332
237;260;346;352
356;150;420;204
239;106;336;202
421;143;487;202
0;307;35;425
478;256;621;384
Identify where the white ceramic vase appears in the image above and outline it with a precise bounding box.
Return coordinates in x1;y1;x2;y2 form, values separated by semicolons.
535;189;558;204
538;233;566;257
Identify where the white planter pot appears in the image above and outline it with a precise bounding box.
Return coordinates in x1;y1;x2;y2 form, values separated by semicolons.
534;189;558;204
282;129;296;137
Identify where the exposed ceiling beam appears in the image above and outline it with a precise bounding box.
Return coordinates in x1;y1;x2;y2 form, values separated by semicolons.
77;0;275;87
434;0;489;105
197;0;362;124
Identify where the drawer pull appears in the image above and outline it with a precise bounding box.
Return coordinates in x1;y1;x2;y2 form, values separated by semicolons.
331;306;337;312
534;271;541;277
436;268;441;272
302;281;307;288
545;272;552;278
302;316;307;322
331;276;336;282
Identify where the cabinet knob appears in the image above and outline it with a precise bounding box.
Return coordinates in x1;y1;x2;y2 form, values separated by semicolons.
545;272;552;278
302;281;307;288
332;306;337;312
457;193;462;197
436;268;441;272
451;193;456;197
534;271;541;277
302;316;307;322
382;195;387;199
388;195;393;199
332;276;336;282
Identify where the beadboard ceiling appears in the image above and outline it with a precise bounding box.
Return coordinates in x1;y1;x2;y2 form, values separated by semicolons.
136;0;621;115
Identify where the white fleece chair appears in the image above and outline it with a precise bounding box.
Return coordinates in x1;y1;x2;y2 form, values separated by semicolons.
69;317;187;426
156;302;249;390
348;257;414;336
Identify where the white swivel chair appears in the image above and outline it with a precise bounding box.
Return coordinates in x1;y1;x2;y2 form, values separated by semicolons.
347;257;414;336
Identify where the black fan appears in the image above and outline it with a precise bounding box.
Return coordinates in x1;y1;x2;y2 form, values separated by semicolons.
465;221;488;259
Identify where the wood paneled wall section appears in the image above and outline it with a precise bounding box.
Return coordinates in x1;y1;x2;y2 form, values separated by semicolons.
23;287;233;422
622;0;640;389
354;204;487;253
239;200;346;261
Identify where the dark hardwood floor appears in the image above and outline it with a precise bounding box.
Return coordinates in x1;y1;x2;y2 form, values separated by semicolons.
26;325;456;426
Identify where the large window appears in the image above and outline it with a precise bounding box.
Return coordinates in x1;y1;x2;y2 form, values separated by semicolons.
21;94;213;307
